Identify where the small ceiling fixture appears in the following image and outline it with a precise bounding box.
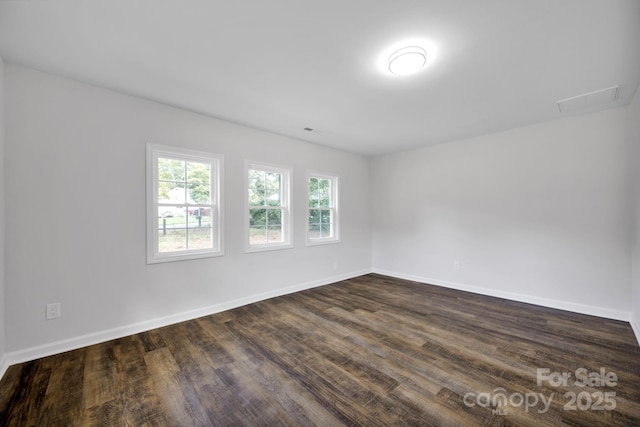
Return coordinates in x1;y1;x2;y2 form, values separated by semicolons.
556;86;620;113
388;46;427;76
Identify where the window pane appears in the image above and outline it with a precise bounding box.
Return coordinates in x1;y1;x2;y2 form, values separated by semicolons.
308;209;321;239
186;161;210;184
159;229;187;252
158;181;182;203
308;209;320;224
309;177;319;207
248;169;265;190
318;178;331;208
249;226;267;245
248;169;265;186
158;206;187;226
188;227;214;250
248;169;266;206
248;187;265;207
189;207;213;227
320;210;332;238
158;182;187;204
186;161;211;204
158;158;185;182
267;209;282;228
308;222;321;239
320;209;332;224
250;208;267;227
266;172;282;207
321;222;332;238
267;226;283;243
308;209;333;240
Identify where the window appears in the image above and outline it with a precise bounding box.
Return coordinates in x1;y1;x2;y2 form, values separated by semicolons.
307;171;339;245
147;144;223;263
245;162;292;252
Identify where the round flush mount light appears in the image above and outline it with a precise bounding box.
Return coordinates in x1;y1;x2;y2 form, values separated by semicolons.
388;46;427;76
378;39;437;77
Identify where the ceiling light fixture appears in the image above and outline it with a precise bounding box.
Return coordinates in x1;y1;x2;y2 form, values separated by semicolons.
388;46;427;76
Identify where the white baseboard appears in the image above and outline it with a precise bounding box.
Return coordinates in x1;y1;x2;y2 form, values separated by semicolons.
372;269;632;322
1;269;372;375
631;319;640;347
0;355;9;382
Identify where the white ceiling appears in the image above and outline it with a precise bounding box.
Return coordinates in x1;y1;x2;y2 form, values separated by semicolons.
1;0;639;156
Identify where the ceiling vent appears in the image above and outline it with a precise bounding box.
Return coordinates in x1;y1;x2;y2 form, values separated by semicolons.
556;86;619;113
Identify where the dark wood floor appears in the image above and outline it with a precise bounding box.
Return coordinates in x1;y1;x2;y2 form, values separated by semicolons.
1;274;640;426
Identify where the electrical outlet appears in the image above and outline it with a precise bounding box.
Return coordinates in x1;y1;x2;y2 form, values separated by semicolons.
453;260;461;271
46;303;61;320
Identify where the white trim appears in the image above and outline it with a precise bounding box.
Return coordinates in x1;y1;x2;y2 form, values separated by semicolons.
0;356;9;382
372;268;632;321
631;319;640;347
244;160;294;253
0;269;372;372
146;143;225;264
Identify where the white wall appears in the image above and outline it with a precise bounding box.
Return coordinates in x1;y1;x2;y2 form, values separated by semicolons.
4;64;371;356
2;61;638;365
631;85;640;337
372;107;632;319
0;57;6;369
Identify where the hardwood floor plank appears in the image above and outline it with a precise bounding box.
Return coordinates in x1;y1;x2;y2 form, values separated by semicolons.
226;318;376;425
82;342;118;410
1;274;639;426
144;347;213;427
197;316;346;426
35;350;86;426
112;336;169;426
138;330;167;353
153;325;238;426
0;361;52;426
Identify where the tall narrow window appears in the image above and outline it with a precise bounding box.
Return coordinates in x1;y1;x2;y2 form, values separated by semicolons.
307;171;339;245
245;162;292;252
147;144;224;263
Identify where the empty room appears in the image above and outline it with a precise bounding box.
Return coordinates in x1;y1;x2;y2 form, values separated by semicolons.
1;0;640;426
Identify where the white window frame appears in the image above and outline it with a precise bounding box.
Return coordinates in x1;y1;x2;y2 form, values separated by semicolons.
146;143;224;264
306;171;340;246
245;161;293;253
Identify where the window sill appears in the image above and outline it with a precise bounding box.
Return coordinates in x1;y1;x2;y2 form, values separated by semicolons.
147;250;225;264
305;238;341;247
244;243;294;254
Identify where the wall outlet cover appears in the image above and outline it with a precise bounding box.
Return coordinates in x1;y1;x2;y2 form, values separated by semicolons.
46;302;61;320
